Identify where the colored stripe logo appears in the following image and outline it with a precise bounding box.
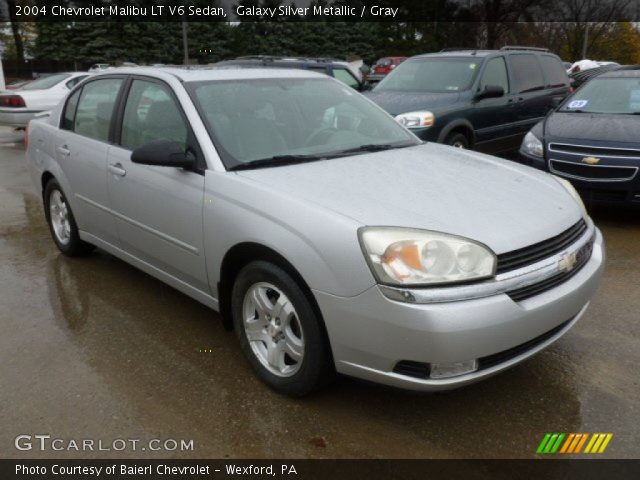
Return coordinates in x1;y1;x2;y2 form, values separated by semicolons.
537;433;613;454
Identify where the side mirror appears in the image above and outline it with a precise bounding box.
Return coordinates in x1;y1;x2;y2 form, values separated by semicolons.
359;81;372;92
131;139;196;169
476;85;504;100
550;97;562;108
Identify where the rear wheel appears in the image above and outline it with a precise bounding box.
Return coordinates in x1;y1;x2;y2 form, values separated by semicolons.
445;132;469;149
231;261;333;396
44;179;95;256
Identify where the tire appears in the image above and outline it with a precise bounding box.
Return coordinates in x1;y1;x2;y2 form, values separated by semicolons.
231;261;334;396
43;179;95;256
445;132;469;149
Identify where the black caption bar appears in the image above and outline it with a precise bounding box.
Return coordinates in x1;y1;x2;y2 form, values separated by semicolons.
1;460;640;480
2;0;640;22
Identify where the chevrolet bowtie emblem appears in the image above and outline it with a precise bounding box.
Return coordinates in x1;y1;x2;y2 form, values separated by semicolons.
582;156;600;165
559;252;578;272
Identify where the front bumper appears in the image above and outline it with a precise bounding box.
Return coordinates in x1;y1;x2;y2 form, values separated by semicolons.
315;228;605;391
0;108;38;127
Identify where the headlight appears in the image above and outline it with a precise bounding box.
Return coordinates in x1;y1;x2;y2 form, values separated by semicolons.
395;111;435;129
359;227;496;286
553;176;588;218
522;131;544;157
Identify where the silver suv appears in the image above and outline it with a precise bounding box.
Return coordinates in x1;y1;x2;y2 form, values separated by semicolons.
26;68;604;395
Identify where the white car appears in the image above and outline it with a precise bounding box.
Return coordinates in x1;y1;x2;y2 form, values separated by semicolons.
89;64;112;72
0;72;92;128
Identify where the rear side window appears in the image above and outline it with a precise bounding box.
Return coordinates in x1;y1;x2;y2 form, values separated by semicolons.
509;54;545;93
73;78;123;142
120;79;188;151
539;55;569;88
333;68;360;89
480;56;509;93
61;89;81;130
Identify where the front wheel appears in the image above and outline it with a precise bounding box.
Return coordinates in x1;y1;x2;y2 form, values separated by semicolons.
43;179;95;256
445;132;469;149
231;261;333;396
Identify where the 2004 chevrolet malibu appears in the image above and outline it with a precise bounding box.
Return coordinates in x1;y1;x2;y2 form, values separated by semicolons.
26;68;604;396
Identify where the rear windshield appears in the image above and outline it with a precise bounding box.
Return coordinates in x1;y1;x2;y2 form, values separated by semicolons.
560;77;640;114
374;57;481;93
20;73;71;91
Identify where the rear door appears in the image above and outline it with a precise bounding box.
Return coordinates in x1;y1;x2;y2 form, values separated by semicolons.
106;77;208;292
506;53;548;135
470;55;519;152
538;54;571;107
54;76;125;245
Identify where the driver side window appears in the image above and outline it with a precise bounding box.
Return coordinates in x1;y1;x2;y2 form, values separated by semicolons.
481;57;509;93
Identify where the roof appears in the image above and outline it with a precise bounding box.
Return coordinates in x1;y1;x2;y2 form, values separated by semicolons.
92;66;327;82
599;68;640;78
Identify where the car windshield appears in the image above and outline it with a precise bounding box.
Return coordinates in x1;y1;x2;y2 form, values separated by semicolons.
187;77;419;169
20;73;70;91
560;77;640;114
374;57;481;93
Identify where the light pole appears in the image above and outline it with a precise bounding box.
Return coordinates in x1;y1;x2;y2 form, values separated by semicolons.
581;23;589;59
182;19;189;66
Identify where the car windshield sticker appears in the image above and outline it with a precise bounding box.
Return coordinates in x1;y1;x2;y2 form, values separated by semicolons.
630;88;640;110
469;63;477;70
567;99;588;109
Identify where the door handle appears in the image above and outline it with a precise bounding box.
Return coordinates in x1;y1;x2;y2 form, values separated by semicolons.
56;145;70;157
108;163;127;177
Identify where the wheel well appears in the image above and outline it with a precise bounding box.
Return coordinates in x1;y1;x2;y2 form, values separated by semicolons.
41;171;55;197
218;243;326;337
445;125;474;147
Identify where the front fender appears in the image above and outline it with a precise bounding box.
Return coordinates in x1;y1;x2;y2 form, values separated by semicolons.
203;171;375;299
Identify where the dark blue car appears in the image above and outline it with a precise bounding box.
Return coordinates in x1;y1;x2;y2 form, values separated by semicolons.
520;69;640;205
366;47;570;153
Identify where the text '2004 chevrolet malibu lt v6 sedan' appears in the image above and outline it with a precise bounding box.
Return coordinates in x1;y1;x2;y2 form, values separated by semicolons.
26;68;604;396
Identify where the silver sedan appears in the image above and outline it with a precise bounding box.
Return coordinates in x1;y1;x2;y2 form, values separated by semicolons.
26;68;604;395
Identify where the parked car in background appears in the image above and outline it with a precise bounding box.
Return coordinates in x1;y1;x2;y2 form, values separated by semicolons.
520;68;640;205
26;67;603;395
366;47;571;153
368;56;407;83
215;56;367;91
0;72;91;128
89;64;112;72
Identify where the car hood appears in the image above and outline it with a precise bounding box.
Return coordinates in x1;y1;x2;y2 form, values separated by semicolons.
545;112;640;145
364;90;460;116
236;143;582;255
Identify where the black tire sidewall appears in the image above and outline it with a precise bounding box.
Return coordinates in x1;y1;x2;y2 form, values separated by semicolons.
43;179;91;256
231;261;331;396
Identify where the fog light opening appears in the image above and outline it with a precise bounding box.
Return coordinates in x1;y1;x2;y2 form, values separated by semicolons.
429;359;478;379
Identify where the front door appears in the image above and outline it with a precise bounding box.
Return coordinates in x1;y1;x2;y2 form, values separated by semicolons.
106;78;208;292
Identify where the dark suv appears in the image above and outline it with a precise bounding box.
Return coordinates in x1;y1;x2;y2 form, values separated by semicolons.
215;56;366;91
365;47;571;153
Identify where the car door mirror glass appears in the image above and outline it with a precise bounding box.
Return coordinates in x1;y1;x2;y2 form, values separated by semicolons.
131;139;196;169
476;85;504;100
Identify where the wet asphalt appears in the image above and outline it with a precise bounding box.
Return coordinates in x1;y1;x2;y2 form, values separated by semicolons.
0;128;638;459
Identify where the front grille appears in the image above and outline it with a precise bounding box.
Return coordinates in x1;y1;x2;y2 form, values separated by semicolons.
550;159;637;181
507;236;594;302
549;143;640;158
477;319;572;370
496;219;587;275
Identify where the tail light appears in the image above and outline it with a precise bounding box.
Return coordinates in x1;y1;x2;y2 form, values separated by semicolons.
0;95;26;108
568;87;574;94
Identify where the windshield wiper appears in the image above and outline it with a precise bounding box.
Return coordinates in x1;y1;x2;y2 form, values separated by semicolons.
331;142;416;156
228;154;324;171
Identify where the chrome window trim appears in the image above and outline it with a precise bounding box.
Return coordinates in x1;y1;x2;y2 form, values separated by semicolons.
379;219;595;304
549;158;638;182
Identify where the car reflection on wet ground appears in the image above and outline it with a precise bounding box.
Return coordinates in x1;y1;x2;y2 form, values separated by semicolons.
1;128;638;458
